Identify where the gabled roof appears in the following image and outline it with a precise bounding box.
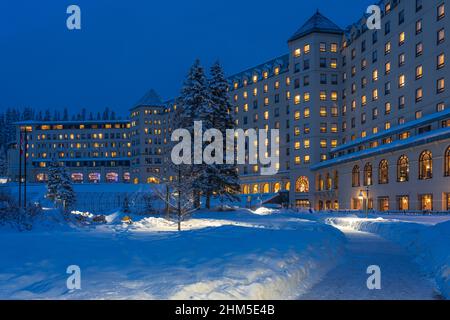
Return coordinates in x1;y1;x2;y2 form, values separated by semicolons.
134;89;163;108
288;11;343;42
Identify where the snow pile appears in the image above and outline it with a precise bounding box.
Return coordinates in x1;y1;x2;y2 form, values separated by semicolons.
327;217;450;299
127;217;259;232
0;210;345;300
251;207;278;216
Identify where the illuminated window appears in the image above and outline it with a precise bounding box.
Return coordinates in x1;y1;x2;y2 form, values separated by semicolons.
397;155;409;182
378;160;389;184
399;32;405;45
304;44;310;54
330;59;337;69
419;150;432;180
437;78;445;93
363;163;373;186
331;43;338;52
304;108;310;118
294;48;301;57
372;69;378;81
437;53;445;69
420;194;433;211
304;139;310;149
294;95;301;105
398;74;406;88
273;67;280;76
295;176;309;193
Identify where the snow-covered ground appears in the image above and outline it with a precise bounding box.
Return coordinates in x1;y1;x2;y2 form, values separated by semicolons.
0;208;345;300
1;205;448;300
326;216;450;299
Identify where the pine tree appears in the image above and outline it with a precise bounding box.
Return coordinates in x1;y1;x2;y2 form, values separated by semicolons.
206;62;240;208
179;59;213;208
44;109;51;121
46;160;76;210
57;168;76;211
63;108;69;121
0;146;6;177
46;160;61;202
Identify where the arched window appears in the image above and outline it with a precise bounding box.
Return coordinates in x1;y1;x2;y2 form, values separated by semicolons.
419;151;433;180
295;176;309;193
252;184;259;194
378;160;389;184
326;173;332;190
317;174;324;191
285;181;291;191
333;170;339;190
397;155;409;182
262;183;270;193
242;185;249;195
445;146;450;177
352;165;360;187
273;182;281;193
364;163;373;186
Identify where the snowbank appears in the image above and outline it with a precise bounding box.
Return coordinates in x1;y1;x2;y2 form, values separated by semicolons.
327;217;450;299
0;209;346;300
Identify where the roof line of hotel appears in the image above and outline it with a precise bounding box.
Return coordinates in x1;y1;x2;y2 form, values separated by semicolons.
312;127;450;171
14;119;130;125
331;109;450;153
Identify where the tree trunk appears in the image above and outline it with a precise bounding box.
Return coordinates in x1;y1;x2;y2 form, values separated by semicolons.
206;192;211;209
165;185;170;216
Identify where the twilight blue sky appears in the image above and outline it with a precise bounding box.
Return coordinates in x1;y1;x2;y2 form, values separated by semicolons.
0;0;374;116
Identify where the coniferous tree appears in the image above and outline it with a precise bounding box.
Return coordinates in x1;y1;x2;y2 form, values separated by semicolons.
206;62;240;208
57;168;76;211
179;59;212;208
46;160;61;202
44;109;51;121
46;160;76;211
63;108;69;121
0;146;6;177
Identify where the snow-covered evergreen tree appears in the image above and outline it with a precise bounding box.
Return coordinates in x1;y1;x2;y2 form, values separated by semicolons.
178;60;212;208
0;146;6;177
57;168;76;211
46;160;76;210
46;160;61;202
206;61;240;208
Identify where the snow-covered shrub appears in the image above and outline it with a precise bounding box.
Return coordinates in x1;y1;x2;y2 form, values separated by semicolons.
0;189;43;231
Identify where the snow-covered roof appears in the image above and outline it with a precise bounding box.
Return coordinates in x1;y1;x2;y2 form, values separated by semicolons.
31;157;131;163
332;108;450;153
228;54;290;87
312;127;450;171
288;11;343;42
14;119;130;125
133;89;164;109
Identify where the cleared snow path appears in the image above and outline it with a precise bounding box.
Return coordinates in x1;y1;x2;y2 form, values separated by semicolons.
299;226;439;300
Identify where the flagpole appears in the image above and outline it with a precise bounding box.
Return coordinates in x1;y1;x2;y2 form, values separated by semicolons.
18;130;23;208
24;130;28;208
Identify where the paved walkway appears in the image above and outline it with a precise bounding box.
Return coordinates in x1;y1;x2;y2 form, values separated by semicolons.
300;227;439;300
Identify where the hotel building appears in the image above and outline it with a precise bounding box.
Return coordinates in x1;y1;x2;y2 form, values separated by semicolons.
8;0;450;211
